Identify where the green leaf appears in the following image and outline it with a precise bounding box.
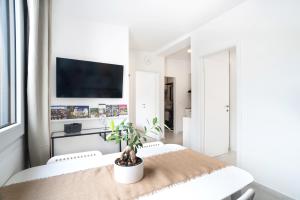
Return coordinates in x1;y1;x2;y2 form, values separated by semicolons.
155;126;160;133
115;125;120;132
153;117;158;125
109;120;115;131
120;120;125;126
137;142;142;148
133;135;138;144
115;136;121;143
107;133;119;141
123;134;129;141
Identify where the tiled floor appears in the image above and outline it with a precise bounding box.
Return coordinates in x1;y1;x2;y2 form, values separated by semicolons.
215;151;237;166
216;151;293;200
161;129;183;145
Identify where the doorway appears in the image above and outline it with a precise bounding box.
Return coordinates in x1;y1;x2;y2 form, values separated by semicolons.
162;47;191;145
163;76;183;144
164;77;175;131
202;48;237;162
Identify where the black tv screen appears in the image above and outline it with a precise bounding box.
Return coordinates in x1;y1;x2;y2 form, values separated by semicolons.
56;57;123;98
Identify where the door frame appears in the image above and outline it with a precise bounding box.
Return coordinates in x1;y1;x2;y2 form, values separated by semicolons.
196;41;242;166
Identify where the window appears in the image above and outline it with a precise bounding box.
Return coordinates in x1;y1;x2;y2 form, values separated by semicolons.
0;0;16;129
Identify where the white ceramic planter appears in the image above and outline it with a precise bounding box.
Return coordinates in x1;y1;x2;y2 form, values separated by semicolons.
114;158;144;184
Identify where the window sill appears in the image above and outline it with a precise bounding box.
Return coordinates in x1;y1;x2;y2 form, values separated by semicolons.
0;123;24;153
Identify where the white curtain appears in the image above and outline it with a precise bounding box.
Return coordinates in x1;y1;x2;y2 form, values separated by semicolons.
27;0;50;166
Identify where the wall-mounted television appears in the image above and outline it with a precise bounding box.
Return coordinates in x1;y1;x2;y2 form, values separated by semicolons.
56;57;124;98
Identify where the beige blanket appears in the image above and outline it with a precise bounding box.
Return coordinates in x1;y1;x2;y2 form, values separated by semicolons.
0;149;225;200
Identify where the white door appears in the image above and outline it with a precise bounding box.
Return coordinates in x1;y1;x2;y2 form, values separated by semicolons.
135;71;159;130
203;50;230;156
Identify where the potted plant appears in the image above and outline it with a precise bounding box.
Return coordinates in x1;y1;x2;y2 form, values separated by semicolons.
106;117;163;184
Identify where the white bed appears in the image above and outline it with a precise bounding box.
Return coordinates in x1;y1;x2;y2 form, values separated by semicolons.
5;144;253;200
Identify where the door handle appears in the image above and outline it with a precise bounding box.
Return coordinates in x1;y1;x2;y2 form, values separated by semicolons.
225;105;230;112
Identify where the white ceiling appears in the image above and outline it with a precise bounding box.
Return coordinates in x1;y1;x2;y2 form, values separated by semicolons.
56;0;246;51
167;47;191;60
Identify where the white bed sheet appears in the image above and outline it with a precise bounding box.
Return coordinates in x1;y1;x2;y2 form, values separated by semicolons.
5;144;253;200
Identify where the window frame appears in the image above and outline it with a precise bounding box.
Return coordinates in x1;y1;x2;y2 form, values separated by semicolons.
0;0;25;151
8;0;17;128
0;0;14;129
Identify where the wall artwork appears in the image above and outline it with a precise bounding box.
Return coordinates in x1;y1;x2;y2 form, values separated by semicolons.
67;106;89;119
98;104;106;117
112;105;119;117
90;108;100;118
105;105;121;117
51;104;128;120
105;105;113;117
119;104;128;115
51;106;67;120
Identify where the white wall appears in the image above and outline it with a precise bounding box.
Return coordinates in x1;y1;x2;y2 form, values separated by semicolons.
165;58;191;133
50;0;130;155
51;3;130;107
0;138;25;185
130;51;165;132
190;0;300;198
